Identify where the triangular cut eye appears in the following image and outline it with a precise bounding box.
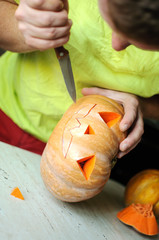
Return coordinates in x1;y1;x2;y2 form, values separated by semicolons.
84;125;95;134
99;112;121;128
77;156;95;180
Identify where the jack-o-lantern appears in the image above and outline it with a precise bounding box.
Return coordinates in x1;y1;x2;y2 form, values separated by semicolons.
40;95;126;202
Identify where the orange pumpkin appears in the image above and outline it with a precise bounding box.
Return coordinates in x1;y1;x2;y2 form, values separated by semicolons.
124;169;159;217
40;95;126;202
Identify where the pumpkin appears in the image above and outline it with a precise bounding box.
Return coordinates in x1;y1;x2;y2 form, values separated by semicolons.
11;187;24;200
117;169;159;236
117;203;159;236
40;95;126;202
124;169;159;217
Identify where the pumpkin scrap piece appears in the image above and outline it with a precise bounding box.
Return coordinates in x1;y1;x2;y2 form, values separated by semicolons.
11;187;24;200
117;203;159;236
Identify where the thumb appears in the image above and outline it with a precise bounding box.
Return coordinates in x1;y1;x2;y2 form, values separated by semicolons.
27;0;67;11
82;87;104;96
82;87;121;101
62;0;69;11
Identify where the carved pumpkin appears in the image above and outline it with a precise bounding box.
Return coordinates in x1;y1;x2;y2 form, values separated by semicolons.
124;169;159;217
40;95;126;202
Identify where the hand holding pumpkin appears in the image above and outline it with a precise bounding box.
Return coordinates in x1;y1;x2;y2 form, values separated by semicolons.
15;0;72;51
82;87;144;158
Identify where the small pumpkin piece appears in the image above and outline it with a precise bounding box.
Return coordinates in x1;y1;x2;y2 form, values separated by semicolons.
117;203;159;236
11;187;24;200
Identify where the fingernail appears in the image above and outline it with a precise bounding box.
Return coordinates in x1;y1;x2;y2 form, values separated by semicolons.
82;88;88;91
82;88;89;93
120;124;128;132
121;143;128;151
117;152;125;159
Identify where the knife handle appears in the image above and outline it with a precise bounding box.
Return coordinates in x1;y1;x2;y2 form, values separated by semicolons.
55;46;69;60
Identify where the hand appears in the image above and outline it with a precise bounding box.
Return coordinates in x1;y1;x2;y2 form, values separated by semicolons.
82;87;144;158
15;0;72;51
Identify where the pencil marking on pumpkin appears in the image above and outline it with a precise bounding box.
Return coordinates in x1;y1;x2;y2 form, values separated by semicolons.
63;118;81;158
62;104;97;158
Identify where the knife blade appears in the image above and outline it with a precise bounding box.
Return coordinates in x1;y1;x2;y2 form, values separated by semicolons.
55;46;76;102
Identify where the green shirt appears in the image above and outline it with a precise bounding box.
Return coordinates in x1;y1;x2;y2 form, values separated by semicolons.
0;0;159;142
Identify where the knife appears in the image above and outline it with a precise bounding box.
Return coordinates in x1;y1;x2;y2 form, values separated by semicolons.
55;46;76;102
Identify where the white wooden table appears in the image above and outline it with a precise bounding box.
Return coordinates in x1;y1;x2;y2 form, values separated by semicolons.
0;141;158;240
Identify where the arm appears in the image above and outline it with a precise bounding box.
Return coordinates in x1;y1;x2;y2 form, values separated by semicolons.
0;0;71;53
0;0;29;52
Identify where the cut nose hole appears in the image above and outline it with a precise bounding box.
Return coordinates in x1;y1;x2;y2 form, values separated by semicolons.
77;156;95;180
84;125;95;134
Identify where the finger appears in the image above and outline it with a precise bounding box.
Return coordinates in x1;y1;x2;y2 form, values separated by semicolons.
82;87;128;104
119;97;139;132
19;20;72;40
119;109;144;152
117;139;141;158
22;0;64;11
16;7;69;28
82;87;117;98
82;87;100;96
23;34;70;50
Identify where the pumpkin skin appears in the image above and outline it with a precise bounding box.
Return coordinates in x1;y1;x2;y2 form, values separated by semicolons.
124;169;159;217
40;95;126;202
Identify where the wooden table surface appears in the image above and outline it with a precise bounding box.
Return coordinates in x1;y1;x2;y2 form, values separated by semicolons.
0;141;158;240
